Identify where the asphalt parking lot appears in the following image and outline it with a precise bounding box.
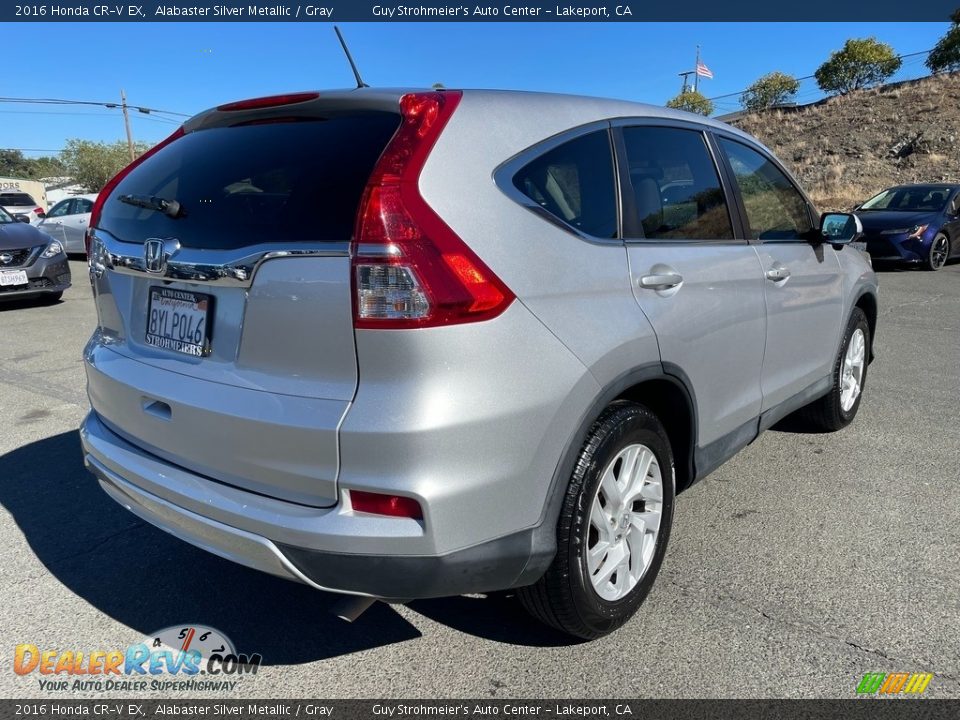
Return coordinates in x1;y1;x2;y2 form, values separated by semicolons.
1;257;958;699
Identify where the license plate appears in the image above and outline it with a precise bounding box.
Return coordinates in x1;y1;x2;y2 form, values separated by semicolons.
145;287;213;357
0;270;28;287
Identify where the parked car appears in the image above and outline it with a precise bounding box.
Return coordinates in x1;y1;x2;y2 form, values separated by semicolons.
0;191;46;224
80;89;878;639
36;194;98;255
0;205;71;302
855;183;960;270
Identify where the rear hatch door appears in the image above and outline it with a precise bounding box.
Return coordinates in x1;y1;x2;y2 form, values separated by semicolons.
88;101;400;506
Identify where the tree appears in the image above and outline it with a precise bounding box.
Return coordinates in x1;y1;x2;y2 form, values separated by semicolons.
740;71;801;111
0;149;67;180
926;11;960;74
814;38;902;94
0;149;34;178
60;139;150;191
665;90;713;116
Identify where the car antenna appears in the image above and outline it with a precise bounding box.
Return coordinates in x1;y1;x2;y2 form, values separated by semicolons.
334;26;369;89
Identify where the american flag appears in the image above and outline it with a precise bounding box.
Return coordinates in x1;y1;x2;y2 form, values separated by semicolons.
696;61;714;79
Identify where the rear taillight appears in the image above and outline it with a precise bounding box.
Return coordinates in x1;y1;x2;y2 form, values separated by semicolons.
85;126;185;258
351;91;514;329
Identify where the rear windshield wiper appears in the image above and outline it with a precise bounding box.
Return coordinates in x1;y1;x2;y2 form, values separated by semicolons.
118;194;183;218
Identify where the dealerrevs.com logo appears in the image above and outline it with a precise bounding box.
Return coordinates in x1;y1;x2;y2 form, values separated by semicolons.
14;625;262;693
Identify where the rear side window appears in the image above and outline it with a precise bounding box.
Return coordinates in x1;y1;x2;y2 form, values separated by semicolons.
513;130;617;239
621;126;733;240
718;138;813;241
101;112;400;250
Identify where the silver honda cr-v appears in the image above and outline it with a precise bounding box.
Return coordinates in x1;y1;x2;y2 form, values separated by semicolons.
81;88;877;639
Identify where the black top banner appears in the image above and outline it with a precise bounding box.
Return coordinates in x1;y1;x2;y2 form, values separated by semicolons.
3;0;959;22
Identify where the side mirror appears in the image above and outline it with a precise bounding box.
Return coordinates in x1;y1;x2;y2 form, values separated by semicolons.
820;212;863;247
14;214;30;224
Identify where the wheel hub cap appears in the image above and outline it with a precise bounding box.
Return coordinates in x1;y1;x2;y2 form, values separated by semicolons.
840;328;866;412
932;237;947;268
586;443;664;602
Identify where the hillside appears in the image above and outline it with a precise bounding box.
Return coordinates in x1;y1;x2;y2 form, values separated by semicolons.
729;73;960;211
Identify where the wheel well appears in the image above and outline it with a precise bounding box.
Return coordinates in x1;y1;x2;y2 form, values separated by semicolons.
854;292;878;359
616;379;695;492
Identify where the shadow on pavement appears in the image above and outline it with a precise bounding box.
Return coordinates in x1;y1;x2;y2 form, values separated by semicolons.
1;430;421;665
1;431;574;662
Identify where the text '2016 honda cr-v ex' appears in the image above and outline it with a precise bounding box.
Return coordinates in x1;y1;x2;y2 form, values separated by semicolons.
80;89;878;639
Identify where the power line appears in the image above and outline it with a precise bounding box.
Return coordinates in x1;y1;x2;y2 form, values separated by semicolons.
706;48;934;103
0;108;178;123
0;96;191;117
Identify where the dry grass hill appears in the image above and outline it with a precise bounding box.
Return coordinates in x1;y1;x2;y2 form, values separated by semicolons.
729;72;960;211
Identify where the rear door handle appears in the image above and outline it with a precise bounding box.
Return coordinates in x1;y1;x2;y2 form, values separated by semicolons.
765;266;791;281
639;272;683;290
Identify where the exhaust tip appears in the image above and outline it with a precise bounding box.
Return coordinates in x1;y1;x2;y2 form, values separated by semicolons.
330;595;378;622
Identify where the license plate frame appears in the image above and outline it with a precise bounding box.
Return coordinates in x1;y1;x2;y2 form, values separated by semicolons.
145;287;214;358
0;270;28;287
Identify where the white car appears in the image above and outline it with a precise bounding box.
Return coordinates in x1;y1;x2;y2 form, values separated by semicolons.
0;192;46;224
36;194;98;254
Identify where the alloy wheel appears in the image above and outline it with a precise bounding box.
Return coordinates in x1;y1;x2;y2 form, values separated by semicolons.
586;443;663;601
840;328;866;412
930;235;949;270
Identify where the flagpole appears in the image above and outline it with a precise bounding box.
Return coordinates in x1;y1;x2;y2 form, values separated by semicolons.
694;45;700;93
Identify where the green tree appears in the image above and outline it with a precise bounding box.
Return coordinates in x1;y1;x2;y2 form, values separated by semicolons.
665;90;714;116
0;149;34;178
60;139;150;192
28;156;68;179
740;71;801;111
0;150;67;180
815;38;902;94
926;11;960;74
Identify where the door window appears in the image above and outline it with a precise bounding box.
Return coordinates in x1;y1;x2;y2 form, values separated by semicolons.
621;126;733;240
513;130;618;239
718;138;813;241
45;199;73;218
74;198;94;214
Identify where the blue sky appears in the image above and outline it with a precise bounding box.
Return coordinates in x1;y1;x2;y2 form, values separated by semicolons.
0;21;950;156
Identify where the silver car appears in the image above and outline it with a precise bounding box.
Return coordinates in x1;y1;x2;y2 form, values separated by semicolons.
36;194;98;255
80;89;877;639
0;192;45;224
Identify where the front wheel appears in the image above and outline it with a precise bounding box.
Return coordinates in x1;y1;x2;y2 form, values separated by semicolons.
796;308;870;432
518;401;675;639
925;233;950;271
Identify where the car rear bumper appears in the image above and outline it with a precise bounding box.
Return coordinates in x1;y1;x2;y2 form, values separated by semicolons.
80;410;547;600
0;256;71;300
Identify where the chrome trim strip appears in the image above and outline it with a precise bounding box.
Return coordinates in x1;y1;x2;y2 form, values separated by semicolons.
90;229;350;287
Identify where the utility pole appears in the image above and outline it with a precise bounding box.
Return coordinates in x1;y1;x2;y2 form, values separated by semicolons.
694;46;701;93
120;89;135;162
678;71;694;94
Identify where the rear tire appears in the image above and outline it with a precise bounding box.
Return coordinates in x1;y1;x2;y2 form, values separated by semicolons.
925;233;949;271
518;401;675;639
795;308;869;432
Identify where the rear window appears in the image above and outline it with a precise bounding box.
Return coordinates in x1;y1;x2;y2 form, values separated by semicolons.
0;193;36;206
100;112;400;250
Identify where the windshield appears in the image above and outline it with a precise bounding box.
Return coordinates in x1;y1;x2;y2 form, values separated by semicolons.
0;206;13;224
860;186;950;212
